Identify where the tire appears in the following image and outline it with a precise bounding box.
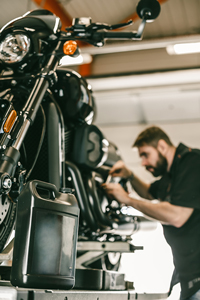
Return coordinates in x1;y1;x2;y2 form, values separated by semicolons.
89;252;121;271
0;196;16;252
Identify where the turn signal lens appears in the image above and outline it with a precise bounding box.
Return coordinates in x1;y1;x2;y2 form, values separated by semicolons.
4;110;17;133
63;40;78;55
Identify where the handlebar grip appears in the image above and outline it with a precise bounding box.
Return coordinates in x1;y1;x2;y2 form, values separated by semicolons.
93;31;139;41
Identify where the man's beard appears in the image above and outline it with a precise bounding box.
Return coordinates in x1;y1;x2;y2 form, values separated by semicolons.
146;152;168;177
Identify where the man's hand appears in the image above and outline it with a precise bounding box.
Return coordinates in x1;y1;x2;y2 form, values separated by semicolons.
109;160;132;178
108;160;152;200
102;182;131;205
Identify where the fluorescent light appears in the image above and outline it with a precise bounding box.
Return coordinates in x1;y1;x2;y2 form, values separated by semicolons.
59;53;92;66
166;42;200;55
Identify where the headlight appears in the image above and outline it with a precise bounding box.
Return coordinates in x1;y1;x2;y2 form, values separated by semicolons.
0;33;31;64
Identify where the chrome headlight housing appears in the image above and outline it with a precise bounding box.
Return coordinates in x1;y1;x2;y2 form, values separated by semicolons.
0;33;31;64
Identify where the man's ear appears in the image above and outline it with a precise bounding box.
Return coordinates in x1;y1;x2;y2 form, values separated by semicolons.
157;139;168;155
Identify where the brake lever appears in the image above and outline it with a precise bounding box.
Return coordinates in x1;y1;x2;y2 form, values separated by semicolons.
110;20;133;30
88;19;133;31
66;19;133;34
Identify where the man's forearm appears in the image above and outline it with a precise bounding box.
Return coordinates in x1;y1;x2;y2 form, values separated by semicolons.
102;181;193;227
123;194;193;227
129;173;152;200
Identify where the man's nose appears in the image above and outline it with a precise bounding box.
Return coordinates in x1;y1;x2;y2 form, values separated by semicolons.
141;158;148;166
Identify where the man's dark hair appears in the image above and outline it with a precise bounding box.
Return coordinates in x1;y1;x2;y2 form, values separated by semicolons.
133;126;173;148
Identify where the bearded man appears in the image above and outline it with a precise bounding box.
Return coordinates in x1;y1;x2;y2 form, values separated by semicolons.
102;126;200;300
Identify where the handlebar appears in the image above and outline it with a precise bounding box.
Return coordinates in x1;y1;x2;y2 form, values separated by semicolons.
61;28;144;47
62;23;145;47
63;0;161;47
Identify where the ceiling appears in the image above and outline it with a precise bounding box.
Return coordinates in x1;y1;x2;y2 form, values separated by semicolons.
1;0;200;76
1;1;200;120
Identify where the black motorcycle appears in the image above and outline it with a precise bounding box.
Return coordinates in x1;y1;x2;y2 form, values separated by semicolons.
0;0;160;286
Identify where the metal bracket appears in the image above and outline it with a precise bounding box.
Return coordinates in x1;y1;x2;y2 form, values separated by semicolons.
77;240;143;252
76;240;143;269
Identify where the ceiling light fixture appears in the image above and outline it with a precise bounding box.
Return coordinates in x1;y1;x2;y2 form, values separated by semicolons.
166;42;200;55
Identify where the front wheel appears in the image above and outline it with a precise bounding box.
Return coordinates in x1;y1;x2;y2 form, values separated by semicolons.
0;196;16;252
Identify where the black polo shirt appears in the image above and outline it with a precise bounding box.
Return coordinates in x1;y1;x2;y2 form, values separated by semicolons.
149;143;200;300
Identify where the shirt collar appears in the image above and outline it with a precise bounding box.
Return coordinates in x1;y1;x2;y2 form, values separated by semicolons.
169;143;190;173
169;143;189;175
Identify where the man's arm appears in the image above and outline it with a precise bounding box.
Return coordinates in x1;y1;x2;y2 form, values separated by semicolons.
128;173;153;200
102;182;194;228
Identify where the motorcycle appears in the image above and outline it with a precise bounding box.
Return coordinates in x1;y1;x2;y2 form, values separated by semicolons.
0;0;160;289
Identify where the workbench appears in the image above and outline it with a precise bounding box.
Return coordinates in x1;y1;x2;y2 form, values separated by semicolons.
0;281;168;300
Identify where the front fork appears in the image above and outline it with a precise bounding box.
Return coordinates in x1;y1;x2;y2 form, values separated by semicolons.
0;41;63;194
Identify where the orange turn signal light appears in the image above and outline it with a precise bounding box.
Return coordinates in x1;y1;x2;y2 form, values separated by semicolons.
4;110;17;133
63;40;78;55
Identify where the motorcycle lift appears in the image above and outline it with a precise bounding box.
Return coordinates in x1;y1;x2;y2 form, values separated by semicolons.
0;239;168;300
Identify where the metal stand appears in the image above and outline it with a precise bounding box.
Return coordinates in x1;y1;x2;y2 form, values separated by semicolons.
0;284;168;300
76;240;143;269
75;240;143;290
0;240;168;300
